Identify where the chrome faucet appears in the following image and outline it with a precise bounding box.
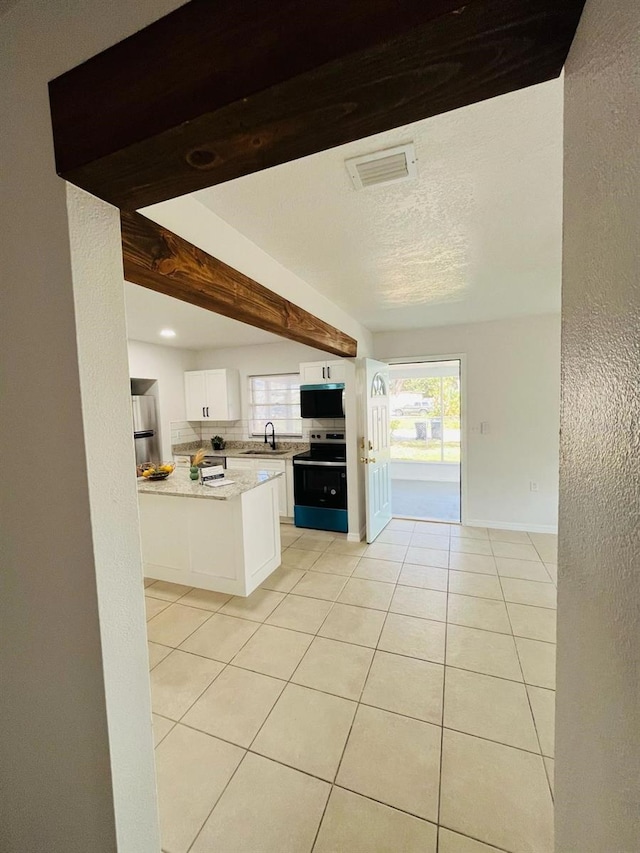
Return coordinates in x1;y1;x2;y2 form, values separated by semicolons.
264;421;276;451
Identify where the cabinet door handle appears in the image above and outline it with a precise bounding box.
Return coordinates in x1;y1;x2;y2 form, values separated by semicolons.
202;406;205;418
322;366;325;379
327;365;331;379
206;407;209;417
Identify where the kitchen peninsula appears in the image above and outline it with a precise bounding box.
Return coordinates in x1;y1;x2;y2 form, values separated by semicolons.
137;467;282;596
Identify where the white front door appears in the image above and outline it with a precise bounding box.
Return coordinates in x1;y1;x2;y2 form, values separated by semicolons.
363;359;392;543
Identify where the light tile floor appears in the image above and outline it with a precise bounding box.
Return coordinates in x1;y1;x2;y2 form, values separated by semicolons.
145;519;557;853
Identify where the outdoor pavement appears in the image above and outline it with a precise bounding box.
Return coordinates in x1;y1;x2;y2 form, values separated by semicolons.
391;479;460;523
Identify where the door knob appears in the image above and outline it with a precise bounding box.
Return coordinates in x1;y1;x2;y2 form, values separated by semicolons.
360;457;369;464
370;458;376;464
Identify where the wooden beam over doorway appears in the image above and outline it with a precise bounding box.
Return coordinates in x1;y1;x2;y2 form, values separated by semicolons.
50;0;586;210
121;211;358;358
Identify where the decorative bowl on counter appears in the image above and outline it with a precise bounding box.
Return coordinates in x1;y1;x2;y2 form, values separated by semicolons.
139;462;175;480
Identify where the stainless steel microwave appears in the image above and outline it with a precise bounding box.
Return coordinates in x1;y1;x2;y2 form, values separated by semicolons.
299;384;345;419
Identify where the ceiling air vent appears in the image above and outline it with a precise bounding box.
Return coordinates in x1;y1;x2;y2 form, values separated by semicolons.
345;143;417;190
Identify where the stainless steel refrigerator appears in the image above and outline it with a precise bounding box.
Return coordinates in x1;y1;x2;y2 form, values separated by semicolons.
132;395;160;465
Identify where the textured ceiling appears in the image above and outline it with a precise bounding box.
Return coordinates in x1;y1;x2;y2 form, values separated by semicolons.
196;78;563;332
124;283;281;350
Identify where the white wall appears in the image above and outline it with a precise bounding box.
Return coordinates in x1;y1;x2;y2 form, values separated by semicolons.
128;339;199;458
557;2;640;850
196;339;331;420
374;314;561;531
142;195;374;357
0;1;182;850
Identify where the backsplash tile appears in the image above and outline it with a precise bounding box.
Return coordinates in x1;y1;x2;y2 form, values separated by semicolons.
169;421;201;445
200;419;345;443
170;418;345;454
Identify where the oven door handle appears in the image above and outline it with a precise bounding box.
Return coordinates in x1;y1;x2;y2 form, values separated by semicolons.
293;460;347;468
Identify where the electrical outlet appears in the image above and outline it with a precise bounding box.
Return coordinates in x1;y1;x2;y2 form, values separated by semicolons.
530;481;539;492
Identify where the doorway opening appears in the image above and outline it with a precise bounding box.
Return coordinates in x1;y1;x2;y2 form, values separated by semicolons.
389;359;462;523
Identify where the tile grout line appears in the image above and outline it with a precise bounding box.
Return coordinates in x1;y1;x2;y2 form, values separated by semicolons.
166;631;553;693
149;576;555;721
176;571;326;853
199;565;356;853
183;748;249;853
150;523;558;850
148;587;555;690
436;552;451;853
148;585;556;641
310;551;407;851
496;569;554;802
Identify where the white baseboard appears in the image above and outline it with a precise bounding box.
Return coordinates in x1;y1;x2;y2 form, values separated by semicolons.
465;518;558;534
347;526;366;543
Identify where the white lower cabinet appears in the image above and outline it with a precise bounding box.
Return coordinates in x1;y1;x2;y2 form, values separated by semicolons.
226;456;291;518
225;458;255;471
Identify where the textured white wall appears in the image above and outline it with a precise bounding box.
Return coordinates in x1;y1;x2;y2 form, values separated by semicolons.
557;1;640;849
67;186;161;851
128;339;199;458
0;0;182;850
374;314;561;531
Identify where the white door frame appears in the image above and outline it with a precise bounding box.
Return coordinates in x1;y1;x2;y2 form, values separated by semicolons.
385;352;468;526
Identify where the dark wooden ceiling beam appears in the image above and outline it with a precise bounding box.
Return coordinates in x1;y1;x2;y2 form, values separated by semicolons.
121;211;358;358
50;0;585;210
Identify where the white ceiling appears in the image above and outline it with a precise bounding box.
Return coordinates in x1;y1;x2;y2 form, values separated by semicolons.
195;78;564;332
124;283;281;350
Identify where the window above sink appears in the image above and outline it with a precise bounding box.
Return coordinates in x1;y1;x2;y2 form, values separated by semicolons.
248;374;302;437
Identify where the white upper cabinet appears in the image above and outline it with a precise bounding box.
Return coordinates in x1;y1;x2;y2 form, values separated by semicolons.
185;369;241;420
185;371;207;419
299;360;347;385
325;360;348;384
299;362;326;384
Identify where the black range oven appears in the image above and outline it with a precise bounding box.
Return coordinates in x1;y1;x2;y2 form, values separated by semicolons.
293;432;347;533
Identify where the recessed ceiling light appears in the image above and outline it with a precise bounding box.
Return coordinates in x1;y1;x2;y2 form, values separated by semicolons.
160;329;176;338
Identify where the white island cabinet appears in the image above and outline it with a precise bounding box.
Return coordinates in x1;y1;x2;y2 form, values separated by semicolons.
137;467;282;596
226;456;291;517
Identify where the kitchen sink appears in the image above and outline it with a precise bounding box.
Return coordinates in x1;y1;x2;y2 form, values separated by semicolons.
240;449;290;456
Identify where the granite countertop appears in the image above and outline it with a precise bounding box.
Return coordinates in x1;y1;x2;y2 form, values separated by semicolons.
137;466;283;501
172;441;307;461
